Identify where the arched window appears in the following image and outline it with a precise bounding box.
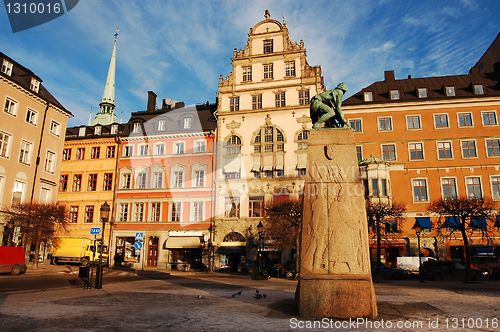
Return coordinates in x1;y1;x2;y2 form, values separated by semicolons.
223;232;245;242
252;126;285;178
225;135;241;154
296;130;309;150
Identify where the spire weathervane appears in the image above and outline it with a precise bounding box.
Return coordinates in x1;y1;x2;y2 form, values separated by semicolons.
114;28;119;42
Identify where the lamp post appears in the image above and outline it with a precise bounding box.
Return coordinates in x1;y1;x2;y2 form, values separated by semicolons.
257;221;264;274
96;202;110;289
412;220;424;283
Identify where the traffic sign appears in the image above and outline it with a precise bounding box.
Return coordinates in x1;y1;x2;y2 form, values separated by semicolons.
90;227;101;235
134;241;143;250
135;232;144;241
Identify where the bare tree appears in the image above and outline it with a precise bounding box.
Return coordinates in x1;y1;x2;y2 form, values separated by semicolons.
3;203;69;269
366;201;406;282
428;197;497;282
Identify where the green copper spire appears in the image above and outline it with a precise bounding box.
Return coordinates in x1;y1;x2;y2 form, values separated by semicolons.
92;29;118;126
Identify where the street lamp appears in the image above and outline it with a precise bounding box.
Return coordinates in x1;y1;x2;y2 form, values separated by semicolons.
96;202;110;289
257;221;264;274
412;220;424;283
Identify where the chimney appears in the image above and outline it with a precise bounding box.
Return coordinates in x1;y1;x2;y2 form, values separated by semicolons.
147;91;157;112
385;70;395;83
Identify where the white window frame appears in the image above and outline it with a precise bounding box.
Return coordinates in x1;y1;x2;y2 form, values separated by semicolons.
150;202;161;222
436;141;453;160
192;162;206;187
191;201;204;222
411;178;429;203
406;115;422;130
194;140;206;153
263;63;273;80
120;172;132;189
381;143;397;161
1;59;13;76
44;150;56;173
417;88;427;98
138;144;149;156
349;118;363;133
25;108;37;126
390;89;400;100
151;171;164;189
30;78;40;93
118;203;129;222
94;126;102;135
457;112;474;127
363;91;373;102
0;130;12;159
12;180;26;205
49;120;60;137
445;86;455;96
79;127;86;136
111;125;118;135
133;122;141;133
356;145;363;162
440;177;459;200
485;138;500;157
490;175;500;201
465;176;483;199
4;96;18;116
481;110;498;126
434;113;450;129
134;203;145;222
173;141;185;154
460;139;478;159
408;142;425;161
242;66;252;82
135;171;148;189
183;117;192;129
157;120;165;131
474;84;484;95
285;61;295;77
18;139;33;165
170;201;182;222
378;116;393;132
153;143;165;156
39;187;51;204
122;145;134;157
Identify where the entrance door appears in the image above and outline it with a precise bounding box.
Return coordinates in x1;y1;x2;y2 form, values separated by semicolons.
148;245;158;266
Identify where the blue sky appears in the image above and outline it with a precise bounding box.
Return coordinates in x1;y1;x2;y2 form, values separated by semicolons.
1;0;499;127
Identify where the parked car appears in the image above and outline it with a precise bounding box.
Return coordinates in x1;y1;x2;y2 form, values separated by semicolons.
283;260;297;280
237;260;277;277
471;256;499;275
0;246;27;276
422;260;489;281
370;261;409;280
493;260;500;278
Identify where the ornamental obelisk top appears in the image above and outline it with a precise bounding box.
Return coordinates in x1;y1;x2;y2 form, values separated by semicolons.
91;29;118;126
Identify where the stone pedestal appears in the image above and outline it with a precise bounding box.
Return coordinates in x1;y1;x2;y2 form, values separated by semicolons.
296;129;377;319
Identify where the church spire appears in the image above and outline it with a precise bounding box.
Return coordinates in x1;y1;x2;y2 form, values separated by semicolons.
91;29;118;126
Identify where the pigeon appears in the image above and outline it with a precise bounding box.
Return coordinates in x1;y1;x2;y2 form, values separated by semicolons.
254;294;262;299
232;291;243;297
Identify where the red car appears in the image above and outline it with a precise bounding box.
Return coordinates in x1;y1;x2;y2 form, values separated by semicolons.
0;246;27;276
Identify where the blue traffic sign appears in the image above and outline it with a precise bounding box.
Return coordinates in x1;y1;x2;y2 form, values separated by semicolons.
90;227;101;235
134;241;143;250
135;232;144;241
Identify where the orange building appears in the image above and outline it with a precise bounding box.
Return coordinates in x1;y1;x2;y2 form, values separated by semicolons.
343;60;500;265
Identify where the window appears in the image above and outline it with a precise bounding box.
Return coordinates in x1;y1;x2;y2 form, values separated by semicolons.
466;177;482;198
121;173;131;189
139;144;149;156
230;97;239;112
378;117;392;131
173;142;185;154
382;144;396;161
136;172;147;189
474;84;484;95
94;126;101;135
30;78;40;93
372;179;379;196
381;179;388;196
44;151;55;173
445;86;455;96
72;174;82;192
409;143;424;160
264;170;273;178
133;122;141;133
482;111;497;125
152;172;163;189
25;108;37;125
151;203;161;222
263;63;273;79
249;196;264;218
39;188;50;204
285;61;295;77
59;175;68;192
298;168;306;177
385;220;398;233
252;94;262;109
183;117;192;129
119;203;129;221
458;113;473;127
173;171;183;188
12;181;25;205
76;148;85;160
434;114;449;128
4;97;18;116
192;202;204;222
91;147;100;159
417;88;427;98
152;143;164;156
224;196;240;218
88;174;97;191
275;92;285;107
171;202;181;222
364;92;373;102
19;140;32;165
194;170;204;187
1;59;13;75
349;119;362;132
79;127;86;136
263;39;273;54
407;115;421;129
461;140;477;158
486;139;500;156
106;146;115;158
299;90;310;105
69;206;78;223
442;178;457;200
63;148;71;160
437;142;453;159
194;140;206;153
103;173;113;191
49;121;60;136
123;145;133;157
153;120;164;133
242;66;252;82
84;206;94;223
226;136;241;154
0;131;11;158
356;146;363;162
297;130;309;150
413;179;428;202
491;176;500;200
134;203;144;222
390;90;400;100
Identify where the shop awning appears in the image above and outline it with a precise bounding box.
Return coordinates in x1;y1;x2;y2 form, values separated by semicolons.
297;152;307;169
472;216;487;227
224;156;241;173
475;246;494;255
369;242;406;249
165;237;201;249
415;217;431;228
218;246;246;254
446;216;461;226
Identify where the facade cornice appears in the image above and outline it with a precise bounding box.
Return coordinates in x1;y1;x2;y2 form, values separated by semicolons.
121;132;208;142
64;139;118;146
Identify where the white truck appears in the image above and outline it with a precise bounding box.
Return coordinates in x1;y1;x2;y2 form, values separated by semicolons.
397;256;436;273
51;237;108;266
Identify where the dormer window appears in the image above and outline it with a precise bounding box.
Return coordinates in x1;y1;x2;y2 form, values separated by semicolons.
474;84;484;95
133;122;141;133
1;60;13;76
390;89;400;100
364;92;373;102
263;39;273;54
111;124;118;134
183;117;192;129
30;78;40;93
94;126;101;135
445;86;455;96
79;127;86;137
417;88;427;98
